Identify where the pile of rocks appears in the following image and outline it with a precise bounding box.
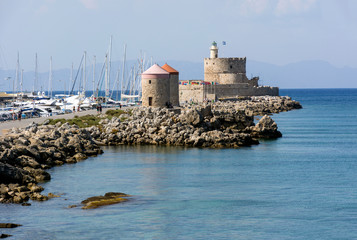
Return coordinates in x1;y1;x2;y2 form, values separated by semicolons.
213;96;302;115
90;104;281;148
0;122;103;204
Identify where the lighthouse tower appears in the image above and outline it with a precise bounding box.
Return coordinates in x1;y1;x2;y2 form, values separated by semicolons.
141;64;170;107
210;41;218;58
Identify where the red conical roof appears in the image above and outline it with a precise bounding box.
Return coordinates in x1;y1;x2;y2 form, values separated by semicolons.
142;64;170;79
161;63;179;75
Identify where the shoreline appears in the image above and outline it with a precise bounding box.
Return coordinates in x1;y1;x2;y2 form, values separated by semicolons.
1;96;302;206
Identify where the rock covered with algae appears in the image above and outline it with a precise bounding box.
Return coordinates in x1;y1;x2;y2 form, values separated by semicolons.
81;192;131;209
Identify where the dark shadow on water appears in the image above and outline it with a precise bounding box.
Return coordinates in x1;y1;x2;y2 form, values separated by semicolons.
101;144;258;156
102;144;189;155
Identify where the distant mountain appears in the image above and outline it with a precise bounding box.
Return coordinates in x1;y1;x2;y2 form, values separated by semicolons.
247;60;357;88
1;60;356;91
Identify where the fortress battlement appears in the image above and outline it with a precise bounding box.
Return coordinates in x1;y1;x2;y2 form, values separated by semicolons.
179;42;279;103
204;57;246;61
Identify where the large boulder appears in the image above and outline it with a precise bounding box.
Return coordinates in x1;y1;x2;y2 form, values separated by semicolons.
251;115;282;138
0;162;28;184
23;167;51;182
179;109;203;126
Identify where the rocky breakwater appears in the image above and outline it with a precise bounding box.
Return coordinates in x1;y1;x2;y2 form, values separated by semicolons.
90;104;281;148
214;96;302;115
1;97;300;205
0;122;103;204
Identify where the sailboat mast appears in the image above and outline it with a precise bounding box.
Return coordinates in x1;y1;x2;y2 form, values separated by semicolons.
15;52;19;96
49;56;52;98
70;63;73;95
34;53;38;93
121;44;126;101
111;68;120;99
129;65;135;99
20;69;23;95
105;54;109;100
83;51;86;95
107;36;112;100
116;67;120;101
93;55;96;97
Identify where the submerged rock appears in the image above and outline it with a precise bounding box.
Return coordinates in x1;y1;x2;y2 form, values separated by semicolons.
0;223;22;228
47;193;60;198
0;234;12;238
81;192;131;209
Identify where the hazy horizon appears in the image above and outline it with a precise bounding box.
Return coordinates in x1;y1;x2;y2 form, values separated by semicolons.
1;0;357;89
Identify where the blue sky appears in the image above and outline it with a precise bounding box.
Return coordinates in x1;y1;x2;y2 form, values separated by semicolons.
0;0;356;73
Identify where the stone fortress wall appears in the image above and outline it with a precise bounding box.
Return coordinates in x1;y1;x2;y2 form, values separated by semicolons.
180;85;204;103
180;84;279;103
140;42;279;105
204;57;248;84
179;42;279;103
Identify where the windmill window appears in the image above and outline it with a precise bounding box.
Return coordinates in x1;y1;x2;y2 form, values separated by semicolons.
149;80;151;84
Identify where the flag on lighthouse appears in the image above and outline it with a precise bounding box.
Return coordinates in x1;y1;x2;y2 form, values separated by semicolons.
222;41;227;46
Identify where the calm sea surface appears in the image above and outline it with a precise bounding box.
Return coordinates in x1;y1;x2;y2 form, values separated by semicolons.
1;89;357;239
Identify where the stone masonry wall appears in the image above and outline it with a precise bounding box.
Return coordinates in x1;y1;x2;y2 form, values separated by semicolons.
142;77;170;107
169;74;179;106
179;85;204;103
211;85;279;98
204;57;246;84
179;84;279;103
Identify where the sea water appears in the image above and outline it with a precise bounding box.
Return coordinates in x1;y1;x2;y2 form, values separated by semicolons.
1;89;357;239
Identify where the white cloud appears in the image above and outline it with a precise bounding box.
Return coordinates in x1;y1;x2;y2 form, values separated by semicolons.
275;0;317;15
79;0;98;9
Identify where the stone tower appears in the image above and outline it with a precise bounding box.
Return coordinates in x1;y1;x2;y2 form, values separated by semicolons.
161;63;179;106
141;64;170;107
204;42;249;85
210;41;218;59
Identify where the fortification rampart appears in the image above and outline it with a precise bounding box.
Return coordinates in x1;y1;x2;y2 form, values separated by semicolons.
179;85;204;103
179;84;279;103
176;43;279;104
211;85;279;99
204;57;247;84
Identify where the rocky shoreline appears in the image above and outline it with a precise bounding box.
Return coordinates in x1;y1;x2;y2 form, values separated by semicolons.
0;96;301;205
0;123;103;204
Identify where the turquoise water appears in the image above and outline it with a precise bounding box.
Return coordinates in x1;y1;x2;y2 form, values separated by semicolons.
1;89;357;239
